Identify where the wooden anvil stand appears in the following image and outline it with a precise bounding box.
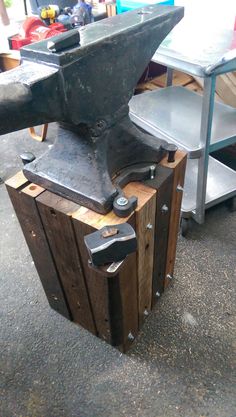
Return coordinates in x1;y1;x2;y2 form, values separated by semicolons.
6;151;186;352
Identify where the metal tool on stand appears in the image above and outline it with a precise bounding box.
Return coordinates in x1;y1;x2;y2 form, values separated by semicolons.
0;5;183;260
0;5;183;212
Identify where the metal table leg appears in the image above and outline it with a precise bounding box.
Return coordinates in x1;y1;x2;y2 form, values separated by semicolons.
166;68;173;86
193;76;216;224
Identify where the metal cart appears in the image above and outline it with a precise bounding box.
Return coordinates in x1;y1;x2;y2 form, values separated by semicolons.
129;24;236;235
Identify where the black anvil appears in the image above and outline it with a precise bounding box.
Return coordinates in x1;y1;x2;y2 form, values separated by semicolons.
0;5;183;213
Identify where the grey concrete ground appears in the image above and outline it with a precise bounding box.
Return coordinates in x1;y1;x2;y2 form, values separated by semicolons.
0;124;236;417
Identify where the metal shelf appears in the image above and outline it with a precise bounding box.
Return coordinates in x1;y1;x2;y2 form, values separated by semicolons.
182;156;236;216
129;87;236;156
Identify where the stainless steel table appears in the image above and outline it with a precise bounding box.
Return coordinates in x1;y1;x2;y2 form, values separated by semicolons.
129;24;236;232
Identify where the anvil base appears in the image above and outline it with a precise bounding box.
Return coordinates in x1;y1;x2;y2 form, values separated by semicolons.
23;116;167;213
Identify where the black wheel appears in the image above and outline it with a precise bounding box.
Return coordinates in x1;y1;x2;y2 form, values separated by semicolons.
180;217;190;237
226;196;236;212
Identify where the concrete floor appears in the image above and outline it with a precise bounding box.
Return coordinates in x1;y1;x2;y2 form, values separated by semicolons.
0;124;236;417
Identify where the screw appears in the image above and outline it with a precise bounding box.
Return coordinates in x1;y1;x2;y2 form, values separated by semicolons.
149;165;156;180
161;204;169;214
166;273;173;280
176;184;184;192
156;291;161;298
143;309;149;317
116;196;128;206
127;332;135;341
146;223;153;230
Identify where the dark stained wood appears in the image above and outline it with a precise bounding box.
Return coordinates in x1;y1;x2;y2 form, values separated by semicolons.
161;151;187;287
36;191;96;334
72;189;139;350
145;166;174;302
5;175;71;319
71;217;111;343
5;150;186;351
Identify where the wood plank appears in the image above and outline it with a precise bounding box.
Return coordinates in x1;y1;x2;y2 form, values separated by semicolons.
161;151;187;287
36;191;96;334
0;52;20;71
152;70;193;88
185;81;203;94
5;177;71;319
124;182;156;324
71;218;111;343
193;75;226;103
216;73;236;107
72;188;139;348
145;166;174;302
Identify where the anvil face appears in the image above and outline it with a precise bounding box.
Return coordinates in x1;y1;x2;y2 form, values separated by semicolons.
0;5;184;213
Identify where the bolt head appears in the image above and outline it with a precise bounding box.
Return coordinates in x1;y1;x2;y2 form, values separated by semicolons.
156;291;161;298
146;223;153;230
166;273;173;280
161;204;169;214
176;184;184;192
143;309;149;316
127;332;135;341
116;197;128;206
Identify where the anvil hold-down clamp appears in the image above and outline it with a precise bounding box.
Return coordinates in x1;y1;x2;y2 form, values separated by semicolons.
0;5;183;262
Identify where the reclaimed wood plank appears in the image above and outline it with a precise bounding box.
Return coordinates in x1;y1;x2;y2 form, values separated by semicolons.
161;151;187;287
36;191;96;334
124;182;156;324
5;175;71;319
152;70;193;88
145;165;174;302
72;189;139;349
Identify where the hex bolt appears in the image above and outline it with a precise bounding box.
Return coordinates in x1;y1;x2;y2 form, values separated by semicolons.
127;332;135;341
176;184;184;192
149;165;156;180
156;291;161;298
166;273;173;280
161;204;169;214
146;223;153;230
143;309;149;317
116;196;129;206
20;151;36;165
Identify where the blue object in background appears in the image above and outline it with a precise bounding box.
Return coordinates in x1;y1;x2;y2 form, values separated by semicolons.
116;0;174;14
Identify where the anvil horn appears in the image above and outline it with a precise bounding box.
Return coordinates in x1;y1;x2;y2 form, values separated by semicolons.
0;63;62;134
0;6;184;213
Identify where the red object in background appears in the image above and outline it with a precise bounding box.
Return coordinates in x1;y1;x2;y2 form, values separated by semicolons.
8;16;67;50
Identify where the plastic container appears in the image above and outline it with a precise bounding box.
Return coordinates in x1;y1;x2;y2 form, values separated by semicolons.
116;0;174;14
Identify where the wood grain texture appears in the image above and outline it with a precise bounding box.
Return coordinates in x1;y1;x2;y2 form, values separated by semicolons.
6;178;71;319
36;191;96;333
161;151;187;287
72;194;138;349
124;182;156;324
145;165;174;302
152;70;193;88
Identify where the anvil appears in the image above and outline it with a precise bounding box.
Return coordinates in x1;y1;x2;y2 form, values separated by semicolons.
0;5;183;213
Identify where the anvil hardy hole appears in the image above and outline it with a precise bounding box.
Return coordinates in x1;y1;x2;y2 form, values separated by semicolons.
50;209;56;217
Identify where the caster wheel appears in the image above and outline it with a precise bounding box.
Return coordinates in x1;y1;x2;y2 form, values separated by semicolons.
226;196;236;212
180;217;190;237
